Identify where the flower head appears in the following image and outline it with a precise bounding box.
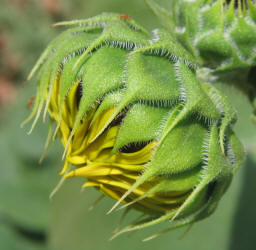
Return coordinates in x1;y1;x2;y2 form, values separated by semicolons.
23;13;245;239
149;0;256;71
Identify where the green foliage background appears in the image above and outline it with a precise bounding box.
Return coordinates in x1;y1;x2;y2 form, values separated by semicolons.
0;0;256;249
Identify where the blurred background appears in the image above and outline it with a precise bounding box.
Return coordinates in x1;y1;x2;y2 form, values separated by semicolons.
0;0;256;249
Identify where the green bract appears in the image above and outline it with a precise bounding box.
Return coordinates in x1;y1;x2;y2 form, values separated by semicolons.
23;7;246;240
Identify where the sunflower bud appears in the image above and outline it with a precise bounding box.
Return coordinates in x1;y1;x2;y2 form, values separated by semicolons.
147;0;256;71
166;0;256;71
23;13;245;239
